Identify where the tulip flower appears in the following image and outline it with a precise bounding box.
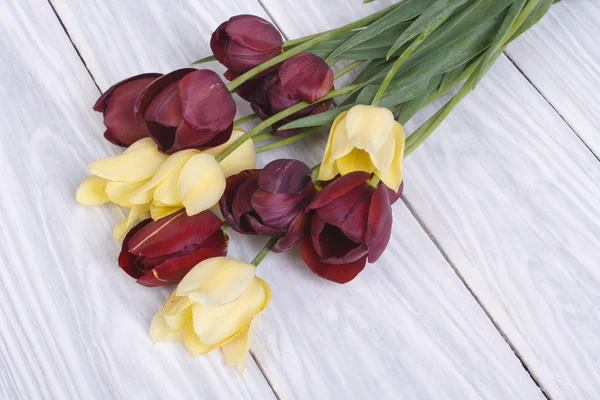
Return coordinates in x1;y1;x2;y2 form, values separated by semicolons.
220;159;316;252
318;105;406;192
301;172;398;284
211;15;283;80
119;210;228;286
94;73;161;147
130;128;256;218
150;257;271;374
135;69;236;154
242;52;334;137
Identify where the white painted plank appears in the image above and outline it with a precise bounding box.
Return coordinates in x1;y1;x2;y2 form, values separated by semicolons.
403;56;600;399
0;1;275;399
505;0;600;158
50;0;549;398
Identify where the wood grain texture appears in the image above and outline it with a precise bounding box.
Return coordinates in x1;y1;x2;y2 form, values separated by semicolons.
264;1;600;399
505;0;600;158
0;1;275;399
403;55;600;399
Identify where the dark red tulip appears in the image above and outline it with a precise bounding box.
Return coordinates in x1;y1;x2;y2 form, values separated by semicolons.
242;52;334;137
135;68;236;154
211;15;283;80
301;172;395;284
220;159;316;252
118;210;228;287
94;73;161;147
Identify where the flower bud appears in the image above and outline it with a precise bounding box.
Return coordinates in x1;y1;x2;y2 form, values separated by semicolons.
94;73;161;147
211;15;283;80
243;52;334;137
301;172;395;284
150;257;271;374
135;69;236;154
220;159;316;252
119;210;228;286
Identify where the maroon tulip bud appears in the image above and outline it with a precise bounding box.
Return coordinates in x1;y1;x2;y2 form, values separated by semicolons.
219;159;316;252
211;15;284;80
301;172;393;284
94;73;161;147
245;52;334;137
135;69;236;154
118;210;228;287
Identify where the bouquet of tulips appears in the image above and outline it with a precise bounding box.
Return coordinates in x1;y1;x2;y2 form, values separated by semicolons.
76;0;553;374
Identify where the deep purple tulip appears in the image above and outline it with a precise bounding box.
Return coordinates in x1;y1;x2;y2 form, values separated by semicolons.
211;15;283;80
241;52;334;137
219;159;316;252
135;69;236;154
301;172;399;284
119;210;228;287
94;73;161;147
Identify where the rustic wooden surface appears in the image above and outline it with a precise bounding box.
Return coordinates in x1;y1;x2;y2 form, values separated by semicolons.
0;0;598;399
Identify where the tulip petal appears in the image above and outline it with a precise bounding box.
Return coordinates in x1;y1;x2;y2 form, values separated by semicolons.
336;148;375;176
375;121;405;192
272;211;307;253
150;203;182;220
317;111;347;182
365;184;392;263
222;315;260;375
176;257;256;307
251;191;308;229
307;171;370;211
370;125;395;174
149;291;186;343
178;153;226;216
105;180;149;208
143;81;183;127
183;321;215;357
192;277;268;345
129;209;223;257
258;159;311;194
310;215;368;264
218;138;256;178
76;176;109;205
276;52;333;104
220;170;260;234
225;15;283;54
301;234;367;284
130;149;198;205
329;116;354;162
232;174;260;221
345;105;394;154
164;296;193;330
118;218;152;279
113;204;151;241
89;138;168;182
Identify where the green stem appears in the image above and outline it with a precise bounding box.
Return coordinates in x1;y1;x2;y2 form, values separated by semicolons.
226;3;402;92
216;84;363;162
334;60;365;80
368;175;381;187
251;237;279;267
311;164;321;182
190;55;216;65
255;127;321;153
221;221;230;231
234;114;258;126
252;132;277;142
372;14;451;106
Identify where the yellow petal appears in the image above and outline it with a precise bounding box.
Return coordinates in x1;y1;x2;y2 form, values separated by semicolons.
191;278;267;346
202;129;256;178
150;203;183;220
164;296;193;330
318;111;348;182
76;176;109;205
178;153;226;216
375;121;405;192
183;321;215;357
88;138;168;182
112;204;150;241
203;128;246;158
335;148;375;176
221;315;260;375
345;105;394;154
369;125;395;174
176;257;256;307
130;149;198;205
150;291;187;343
105;180;149;208
329;116;354;161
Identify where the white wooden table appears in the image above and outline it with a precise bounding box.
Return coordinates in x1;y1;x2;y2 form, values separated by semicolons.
1;1;599;399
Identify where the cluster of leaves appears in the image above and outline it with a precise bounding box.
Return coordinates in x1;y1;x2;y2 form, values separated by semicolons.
280;0;553;148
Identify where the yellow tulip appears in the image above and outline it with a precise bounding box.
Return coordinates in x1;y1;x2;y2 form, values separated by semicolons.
150;257;271;375
130;128;256;217
318;105;405;191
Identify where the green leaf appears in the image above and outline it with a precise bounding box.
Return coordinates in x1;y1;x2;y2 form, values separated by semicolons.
329;0;437;59
437;63;468;94
508;0;553;41
279;106;352;130
308;31;358;59
330;23;412;60
397;75;444;124
386;0;471;59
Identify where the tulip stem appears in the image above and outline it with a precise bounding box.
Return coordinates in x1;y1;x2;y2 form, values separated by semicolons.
311;164;321;182
251;237;279;267
234;114;258;126
225;3;403;92
216;84;364;162
371;13;450;107
368;175;381;187
255;127;321;153
221;221;230;231
334;60;365;80
190;55;216;65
